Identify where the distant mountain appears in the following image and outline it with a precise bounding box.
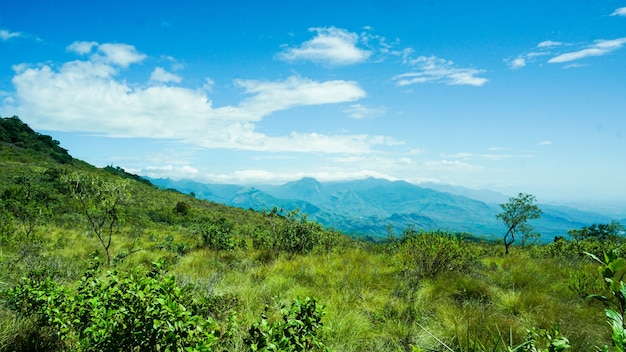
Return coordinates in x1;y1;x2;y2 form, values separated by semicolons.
146;177;618;241
419;182;510;204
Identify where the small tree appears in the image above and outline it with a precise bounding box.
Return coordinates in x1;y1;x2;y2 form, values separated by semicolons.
1;173;52;240
62;173;129;266
496;193;542;254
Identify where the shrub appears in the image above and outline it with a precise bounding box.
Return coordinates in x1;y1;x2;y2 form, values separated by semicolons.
246;297;329;352
2;260;223;351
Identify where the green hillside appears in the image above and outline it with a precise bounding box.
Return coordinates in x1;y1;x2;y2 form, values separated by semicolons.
2;115;626;351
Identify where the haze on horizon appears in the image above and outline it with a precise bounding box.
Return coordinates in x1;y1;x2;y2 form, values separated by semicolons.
1;1;625;208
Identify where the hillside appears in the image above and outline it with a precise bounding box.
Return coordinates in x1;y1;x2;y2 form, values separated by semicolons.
148;176;614;241
4;115;626;352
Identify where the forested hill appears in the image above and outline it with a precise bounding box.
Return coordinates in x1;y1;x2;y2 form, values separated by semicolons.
0;116;73;164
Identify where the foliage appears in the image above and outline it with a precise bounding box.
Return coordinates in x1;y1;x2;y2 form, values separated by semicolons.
1;172;53;240
397;228;475;285
254;208;326;258
2;260;222;351
587;250;626;351
0;116;72;164
61;172;130;266
246;297;329;352
195;217;243;251
496;193;543;254
174;200;192;216
569;221;625;242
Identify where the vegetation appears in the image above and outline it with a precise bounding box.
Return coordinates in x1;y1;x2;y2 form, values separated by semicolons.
496;193;543;254
1;115;626;351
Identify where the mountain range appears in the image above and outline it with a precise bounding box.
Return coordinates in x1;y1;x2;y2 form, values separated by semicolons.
146;176;623;242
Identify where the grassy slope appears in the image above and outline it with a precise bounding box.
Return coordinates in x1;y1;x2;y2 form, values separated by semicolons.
0;116;617;351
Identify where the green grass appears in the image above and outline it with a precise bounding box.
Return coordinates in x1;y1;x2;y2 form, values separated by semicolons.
0;117;621;351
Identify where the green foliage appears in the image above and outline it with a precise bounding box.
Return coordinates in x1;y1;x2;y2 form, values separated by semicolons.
2;260;222;351
0;116;72;164
254;209;326;258
397;228;475;285
174;200;192;216
246;297;329;352
587;250;626;351
496;193;543;254
195;217;242;251
1;172;53;240
61;172;130;265
569;221;625;242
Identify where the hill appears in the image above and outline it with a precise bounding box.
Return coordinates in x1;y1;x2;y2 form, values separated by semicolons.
148;176;616;241
3;115;626;351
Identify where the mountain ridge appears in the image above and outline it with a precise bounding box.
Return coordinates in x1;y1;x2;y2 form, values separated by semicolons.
146;176;619;241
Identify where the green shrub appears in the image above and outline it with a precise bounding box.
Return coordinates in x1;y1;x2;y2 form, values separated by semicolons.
2;260;223;351
246;297;329;352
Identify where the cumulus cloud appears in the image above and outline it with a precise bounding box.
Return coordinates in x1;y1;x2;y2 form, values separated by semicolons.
67;41;98;54
0;29;23;41
67;41;147;67
149;67;182;83
548;38;626;63
3;41;394;155
611;7;626;16
394;56;488;87
278;27;371;65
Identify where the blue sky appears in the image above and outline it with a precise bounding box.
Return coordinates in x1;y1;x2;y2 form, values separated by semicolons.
1;1;625;207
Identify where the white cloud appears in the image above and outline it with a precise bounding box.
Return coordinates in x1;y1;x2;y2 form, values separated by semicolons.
343;104;386;119
538;140;553;145
150;67;182;83
611;7;626;16
4;41;394;155
143;164;199;180
202;168;399;185
0;29;23;41
67;41;98;55
446;152;473;159
537;40;563;48
233;75;366;118
548;38;626;63
278;27;371;65
507;57;526;69
394;56;488;87
66;41;147;67
97;43;147;67
203;78;215;92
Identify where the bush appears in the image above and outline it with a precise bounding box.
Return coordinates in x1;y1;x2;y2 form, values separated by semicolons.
397;228;476;284
2;260;223;351
246;297;329;352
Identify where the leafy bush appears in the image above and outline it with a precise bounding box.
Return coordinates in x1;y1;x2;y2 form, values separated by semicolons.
196;217;243;251
2;260;223;351
397;228;476;285
246;297;329;352
254;209;325;258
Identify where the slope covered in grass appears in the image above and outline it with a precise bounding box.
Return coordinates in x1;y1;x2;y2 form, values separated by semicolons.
0;115;623;351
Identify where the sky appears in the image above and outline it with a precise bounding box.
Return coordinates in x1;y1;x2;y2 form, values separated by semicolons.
1;1;625;208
